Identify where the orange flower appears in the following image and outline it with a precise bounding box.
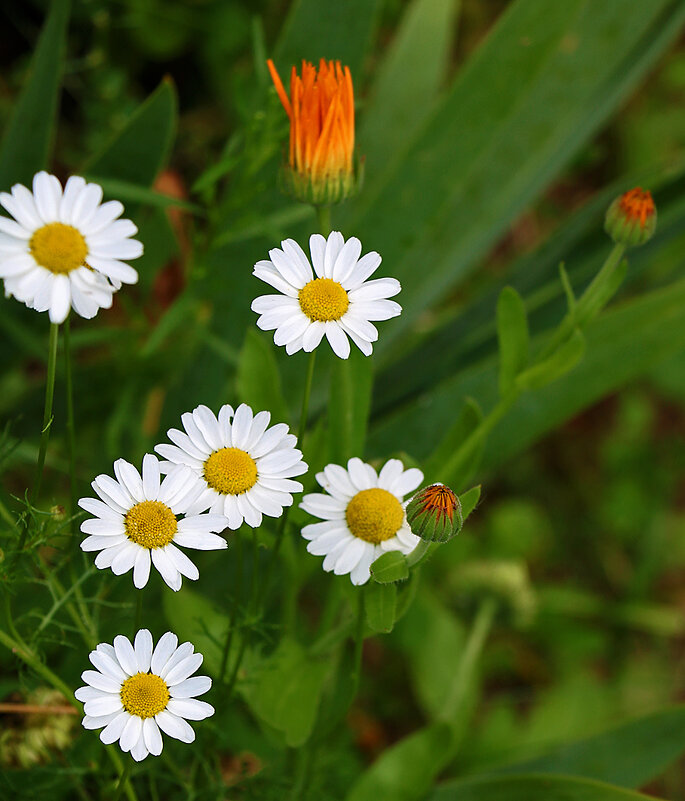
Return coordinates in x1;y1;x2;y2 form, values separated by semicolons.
267;58;357;205
605;187;657;247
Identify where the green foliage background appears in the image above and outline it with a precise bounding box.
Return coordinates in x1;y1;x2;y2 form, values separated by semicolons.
2;0;685;799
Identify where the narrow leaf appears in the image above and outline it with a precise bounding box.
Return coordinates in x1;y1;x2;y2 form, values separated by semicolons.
423;397;484;485
0;0;70;188
460;486;481;521
497;287;529;396
83;78;177;186
430;773;659;801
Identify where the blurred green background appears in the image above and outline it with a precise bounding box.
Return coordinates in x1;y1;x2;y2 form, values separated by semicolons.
3;0;685;799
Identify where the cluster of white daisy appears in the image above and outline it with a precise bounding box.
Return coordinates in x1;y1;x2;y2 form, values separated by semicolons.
2;172;425;763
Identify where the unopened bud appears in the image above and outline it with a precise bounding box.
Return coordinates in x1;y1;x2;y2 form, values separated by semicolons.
605;187;656;248
50;505;66;522
406;483;462;543
267;58;360;206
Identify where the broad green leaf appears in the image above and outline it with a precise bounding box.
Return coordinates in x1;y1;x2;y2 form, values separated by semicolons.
341;0;685;347
489;706;685;790
423;397;484;487
162;586;229;677
429;774;659;801
516;330;585;391
397;591;466;720
346;721;454;801
371;551;409;584
365;582;397;633
273;0;382;78
460;485;481;521
497;287;529;396
328;349;373;463
0;0;69;188
83;79;177;186
236;330;289;423
245;638;329;747
359;0;459;187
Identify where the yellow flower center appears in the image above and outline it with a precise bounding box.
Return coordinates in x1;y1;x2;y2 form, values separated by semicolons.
204;447;258;495
120;672;170;719
29;223;88;274
299;278;349;322
345;488;404;544
124;501;177;549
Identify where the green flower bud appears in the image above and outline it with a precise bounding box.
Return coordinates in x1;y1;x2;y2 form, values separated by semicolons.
406;483;463;543
605;187;656;248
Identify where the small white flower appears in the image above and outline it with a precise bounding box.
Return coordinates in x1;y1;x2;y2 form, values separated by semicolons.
155;403;308;530
0;171;142;323
75;629;214;762
251;231;401;359
300;457;424;585
80;454;227;592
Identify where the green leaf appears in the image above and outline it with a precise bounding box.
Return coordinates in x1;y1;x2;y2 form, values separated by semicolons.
489;706;685;790
398;591;467;720
359;0;459;188
497;287;530;396
460;486;481;521
328;349;373;463
0;0;70;188
365;582;398;633
245;638;329;747
346;721;454;801
162;586;229;677
83;78;177;186
429;774;660;801
273;0;383;78
86;176;203;214
370;551;409;584
236;330;289;423
342;0;685;348
516;330;585;391
423;397;484;487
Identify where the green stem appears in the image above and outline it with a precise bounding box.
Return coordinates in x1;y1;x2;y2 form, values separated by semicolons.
219;532;242;683
406;539;435;568
439;597;497;722
263;349;317;583
33;321;60;504
350;588;366;696
112;758;133;801
540;241;625;359
297;350;317;446
63;317;77;523
135;591;143;635
0;625;76;707
316;205;332;237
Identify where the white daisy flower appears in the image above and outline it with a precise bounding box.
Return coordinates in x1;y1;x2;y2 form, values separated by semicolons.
154;403;308;530
75;629;214;762
0;171;142;323
251;231;401;359
79;454;227;592
300;457;424;585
